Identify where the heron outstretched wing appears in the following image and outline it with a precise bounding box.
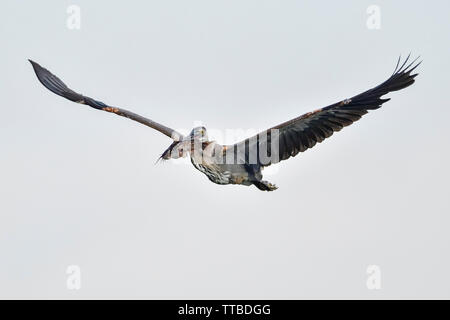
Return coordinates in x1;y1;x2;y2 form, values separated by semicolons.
226;55;421;167
29;60;183;140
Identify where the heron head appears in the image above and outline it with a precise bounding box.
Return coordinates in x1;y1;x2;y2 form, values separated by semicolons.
158;127;208;162
189;126;208;143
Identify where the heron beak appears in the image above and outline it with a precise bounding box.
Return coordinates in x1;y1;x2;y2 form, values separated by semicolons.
158;141;178;162
155;150;169;164
156;139;190;163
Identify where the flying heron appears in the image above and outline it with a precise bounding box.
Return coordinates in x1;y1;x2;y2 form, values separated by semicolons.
29;56;420;191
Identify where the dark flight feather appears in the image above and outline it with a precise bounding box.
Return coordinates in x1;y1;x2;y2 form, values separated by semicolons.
228;55;421;167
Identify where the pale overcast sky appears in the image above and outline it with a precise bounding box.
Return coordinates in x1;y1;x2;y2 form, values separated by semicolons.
1;0;449;298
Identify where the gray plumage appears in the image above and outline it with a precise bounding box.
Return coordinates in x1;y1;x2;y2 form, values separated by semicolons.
29;56;420;191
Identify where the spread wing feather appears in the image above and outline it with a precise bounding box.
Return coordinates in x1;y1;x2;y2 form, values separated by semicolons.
29;60;182;140
227;55;420;167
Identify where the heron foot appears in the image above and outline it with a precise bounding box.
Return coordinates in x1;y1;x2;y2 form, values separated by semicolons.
253;180;278;191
